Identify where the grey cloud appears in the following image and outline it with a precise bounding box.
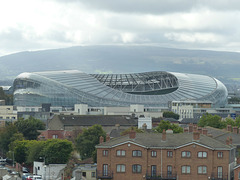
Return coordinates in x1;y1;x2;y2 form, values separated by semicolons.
59;0;240;14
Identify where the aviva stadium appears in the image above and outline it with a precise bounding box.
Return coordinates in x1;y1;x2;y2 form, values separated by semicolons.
13;70;228;108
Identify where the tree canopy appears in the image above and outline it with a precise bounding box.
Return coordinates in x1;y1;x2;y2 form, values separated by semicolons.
198;113;226;129
120;126;144;136
0;123;20;153
12;139;73;165
163;111;179;120
0;87;13;105
154;120;183;133
75;124;106;161
15;116;45;140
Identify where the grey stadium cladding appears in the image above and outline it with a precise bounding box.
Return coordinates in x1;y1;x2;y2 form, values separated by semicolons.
13;70;228;108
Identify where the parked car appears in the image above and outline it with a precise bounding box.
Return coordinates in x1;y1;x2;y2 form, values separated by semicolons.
22;172;31;180
26;175;42;180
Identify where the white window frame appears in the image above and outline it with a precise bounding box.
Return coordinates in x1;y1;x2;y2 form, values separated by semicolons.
116;164;126;172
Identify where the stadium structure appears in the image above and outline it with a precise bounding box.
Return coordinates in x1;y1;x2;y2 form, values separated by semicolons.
13;70;228;108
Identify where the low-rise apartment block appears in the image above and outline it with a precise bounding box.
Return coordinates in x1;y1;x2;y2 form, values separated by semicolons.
96;130;235;180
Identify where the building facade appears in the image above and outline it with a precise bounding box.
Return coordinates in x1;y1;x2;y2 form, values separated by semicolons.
13;70;228;108
96;131;235;180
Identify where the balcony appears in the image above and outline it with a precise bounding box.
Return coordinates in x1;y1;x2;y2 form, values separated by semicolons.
146;172;177;180
209;172;228;180
97;170;113;179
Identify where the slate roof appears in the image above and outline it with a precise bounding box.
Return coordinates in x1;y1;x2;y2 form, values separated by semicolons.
96;132;233;150
205;126;240;146
56;115;138;126
180;118;200;124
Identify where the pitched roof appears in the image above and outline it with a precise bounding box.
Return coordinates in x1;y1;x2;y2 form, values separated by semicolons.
205;126;240;146
96;132;233;150
55;115;138;126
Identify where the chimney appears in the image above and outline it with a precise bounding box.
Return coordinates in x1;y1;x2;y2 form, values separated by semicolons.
227;125;232;132
193;125;198;132
202;128;208;135
106;134;110;142
226;137;230;145
184;127;188;133
189;123;193;132
162;129;166;141
193;131;200;141
142;123;147;131
233;126;238;134
198;127;202;134
99;136;104;144
115;124;120;131
129;130;136;139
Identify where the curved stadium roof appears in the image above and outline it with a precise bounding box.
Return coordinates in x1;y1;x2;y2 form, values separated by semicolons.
13;70;228;107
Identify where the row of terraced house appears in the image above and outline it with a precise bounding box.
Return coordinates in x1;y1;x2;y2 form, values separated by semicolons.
96;128;236;180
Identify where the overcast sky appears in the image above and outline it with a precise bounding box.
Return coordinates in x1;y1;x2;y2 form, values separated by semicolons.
1;0;240;56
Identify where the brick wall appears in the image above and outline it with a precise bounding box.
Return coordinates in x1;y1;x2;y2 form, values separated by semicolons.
97;143;230;180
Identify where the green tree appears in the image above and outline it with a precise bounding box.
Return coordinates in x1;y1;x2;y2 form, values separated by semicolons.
75;125;106;161
0;123;18;153
163;111;179;120
15;116;45;140
234;116;240;128
12;139;73;165
13;140;28;165
42;139;73;165
198;113;226;129
154;120;183;133
120;126;144;136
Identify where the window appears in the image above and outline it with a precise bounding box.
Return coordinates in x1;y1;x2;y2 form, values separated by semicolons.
151;151;157;157
132;164;142;173
82;172;86;177
103;150;108;156
198;152;207;158
217;167;223;178
198;166;207;174
91;172;95;177
218;152;223;158
151;165;156;176
238;172;240;179
167;151;173;157
116;150;126;156
132;150;142;157
181;166;190;174
52;135;58;139
167;165;172;176
103;164;108;176
116;164;126;172
181;151;191;158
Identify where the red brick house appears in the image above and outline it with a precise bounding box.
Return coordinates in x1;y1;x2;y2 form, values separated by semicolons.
96;130;235;180
38;130;73;140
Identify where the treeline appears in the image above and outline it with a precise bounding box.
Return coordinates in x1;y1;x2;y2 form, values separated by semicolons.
198;113;240;129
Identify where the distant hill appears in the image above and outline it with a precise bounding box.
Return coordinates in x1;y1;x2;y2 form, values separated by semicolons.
0;45;240;86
